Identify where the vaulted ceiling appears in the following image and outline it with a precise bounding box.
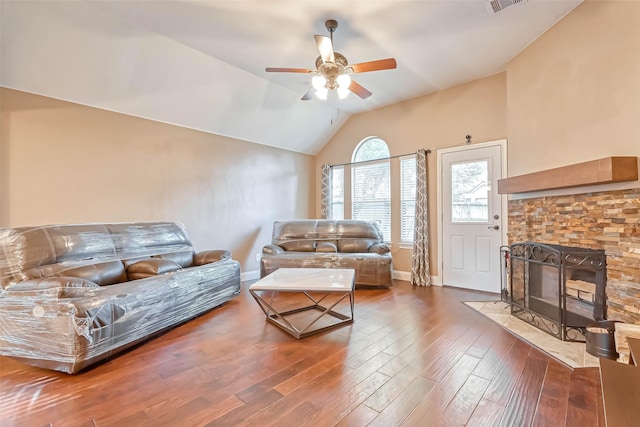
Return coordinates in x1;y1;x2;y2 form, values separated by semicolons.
0;0;582;154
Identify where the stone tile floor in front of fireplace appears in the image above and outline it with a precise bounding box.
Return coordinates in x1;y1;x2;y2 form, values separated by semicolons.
464;300;600;368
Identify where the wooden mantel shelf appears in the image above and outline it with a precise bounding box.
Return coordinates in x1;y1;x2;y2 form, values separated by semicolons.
497;156;638;194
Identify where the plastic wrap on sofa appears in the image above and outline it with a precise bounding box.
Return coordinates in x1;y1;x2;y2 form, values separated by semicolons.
0;222;241;374
261;220;392;287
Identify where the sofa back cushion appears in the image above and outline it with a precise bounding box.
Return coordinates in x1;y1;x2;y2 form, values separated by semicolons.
272;220;322;243
334;220;384;240
1;227;56;274
280;240;316;252
271;220;385;253
338;239;378;253
107;222;194;259
0;225;118;289
0;221;195;289
46;225;117;262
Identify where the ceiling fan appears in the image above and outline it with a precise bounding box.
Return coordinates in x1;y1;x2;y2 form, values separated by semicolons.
266;19;397;101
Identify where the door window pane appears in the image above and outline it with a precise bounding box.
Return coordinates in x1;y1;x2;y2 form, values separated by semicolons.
451;160;489;222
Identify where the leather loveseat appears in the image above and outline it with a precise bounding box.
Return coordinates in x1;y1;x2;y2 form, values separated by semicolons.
0;221;241;374
260;220;392;287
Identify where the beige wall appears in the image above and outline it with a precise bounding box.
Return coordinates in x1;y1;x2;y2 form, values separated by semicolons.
315;73;508;275
0;88;315;273
507;0;640;177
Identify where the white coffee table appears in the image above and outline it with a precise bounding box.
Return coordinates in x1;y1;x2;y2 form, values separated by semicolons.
249;268;355;339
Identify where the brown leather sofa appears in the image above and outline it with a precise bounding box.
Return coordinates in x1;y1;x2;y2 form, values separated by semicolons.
0;221;241;374
260;220;393;287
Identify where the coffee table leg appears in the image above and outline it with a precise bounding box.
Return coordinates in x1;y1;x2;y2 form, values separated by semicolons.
249;289;354;339
250;289;304;336
297;291;353;335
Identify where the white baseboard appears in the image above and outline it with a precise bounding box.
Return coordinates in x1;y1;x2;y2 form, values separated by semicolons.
392;270;441;286
392;270;411;282
241;270;260;282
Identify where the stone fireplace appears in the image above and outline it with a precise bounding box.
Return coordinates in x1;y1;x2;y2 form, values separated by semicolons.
507;188;640;324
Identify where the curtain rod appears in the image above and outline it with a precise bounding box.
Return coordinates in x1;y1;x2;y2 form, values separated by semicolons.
330;149;431;168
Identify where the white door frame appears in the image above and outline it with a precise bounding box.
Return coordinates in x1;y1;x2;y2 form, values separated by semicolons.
435;139;508;287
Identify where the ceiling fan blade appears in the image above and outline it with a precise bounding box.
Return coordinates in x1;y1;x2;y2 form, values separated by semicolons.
314;35;335;64
348;58;397;73
301;88;314;101
266;67;313;73
348;80;372;99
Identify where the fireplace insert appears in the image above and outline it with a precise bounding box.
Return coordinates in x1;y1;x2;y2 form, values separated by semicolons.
508;242;606;341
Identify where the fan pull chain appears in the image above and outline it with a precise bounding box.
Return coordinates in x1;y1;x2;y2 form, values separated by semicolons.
331;108;341;125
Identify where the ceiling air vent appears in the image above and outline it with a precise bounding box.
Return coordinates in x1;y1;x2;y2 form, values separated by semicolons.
486;0;528;14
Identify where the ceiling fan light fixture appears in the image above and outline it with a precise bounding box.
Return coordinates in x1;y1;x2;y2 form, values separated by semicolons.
312;75;327;90
266;19;397;101
336;73;351;88
337;86;350;100
315;87;328;100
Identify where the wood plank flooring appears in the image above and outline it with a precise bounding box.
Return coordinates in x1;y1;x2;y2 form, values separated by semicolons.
0;280;605;426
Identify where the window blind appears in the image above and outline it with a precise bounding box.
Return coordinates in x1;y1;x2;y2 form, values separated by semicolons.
352;160;390;241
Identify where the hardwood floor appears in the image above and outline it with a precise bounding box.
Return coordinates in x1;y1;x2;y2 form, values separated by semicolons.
0;280;604;427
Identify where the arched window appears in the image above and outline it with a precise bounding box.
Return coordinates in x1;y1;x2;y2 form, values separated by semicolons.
351;137;391;240
352;137;390;163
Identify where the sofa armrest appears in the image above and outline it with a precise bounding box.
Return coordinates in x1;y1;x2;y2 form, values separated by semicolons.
262;244;285;255
5;276;100;291
193;249;231;266
369;243;391;254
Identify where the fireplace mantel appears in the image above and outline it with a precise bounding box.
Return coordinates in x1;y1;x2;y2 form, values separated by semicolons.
498;156;638;194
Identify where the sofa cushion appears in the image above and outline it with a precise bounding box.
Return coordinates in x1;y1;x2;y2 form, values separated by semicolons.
280;240;316;252
262;244;284;255
316;242;338;253
337;239;377;253
126;258;182;280
369;243;391;254
55;261;127;286
153;250;194;268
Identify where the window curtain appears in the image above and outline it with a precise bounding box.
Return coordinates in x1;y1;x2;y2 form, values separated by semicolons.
320;164;332;219
411;149;431;286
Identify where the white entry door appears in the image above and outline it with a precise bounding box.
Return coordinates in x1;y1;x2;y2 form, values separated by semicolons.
440;141;505;293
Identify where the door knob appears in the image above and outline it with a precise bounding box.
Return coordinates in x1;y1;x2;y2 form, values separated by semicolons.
488;225;500;230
